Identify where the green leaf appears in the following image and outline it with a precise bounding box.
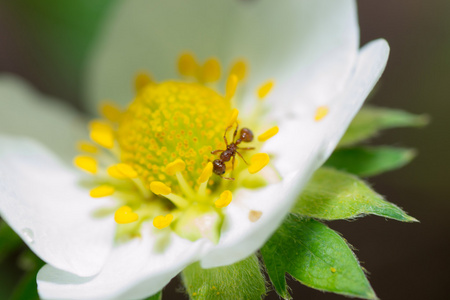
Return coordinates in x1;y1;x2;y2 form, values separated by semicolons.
262;215;376;299
0;221;22;263
145;291;162;300
10;269;40;300
10;250;44;300
339;106;428;147
325;146;416;177
292;168;417;222
182;255;266;300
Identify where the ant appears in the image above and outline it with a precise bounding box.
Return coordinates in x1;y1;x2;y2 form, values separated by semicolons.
211;123;255;180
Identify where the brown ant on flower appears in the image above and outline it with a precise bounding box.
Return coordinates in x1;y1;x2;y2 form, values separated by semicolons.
211;123;255;180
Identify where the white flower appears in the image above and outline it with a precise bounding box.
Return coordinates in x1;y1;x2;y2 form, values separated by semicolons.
0;0;389;299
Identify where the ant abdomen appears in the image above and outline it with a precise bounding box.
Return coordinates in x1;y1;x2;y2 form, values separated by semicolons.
211;123;255;180
213;159;226;175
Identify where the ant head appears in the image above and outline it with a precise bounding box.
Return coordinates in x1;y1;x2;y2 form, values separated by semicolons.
240;128;254;142
212;159;226;175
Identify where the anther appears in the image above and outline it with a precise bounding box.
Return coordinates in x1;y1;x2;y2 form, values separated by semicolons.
107;163;138;179
77;141;98;154
150;181;172;195
165;159;186;175
215;190;233;208
89;121;115;149
134;72;153;93
248;153;270;174
227;108;239;128
257;126;279;142
90;185;115;198
315;105;329;121
257;80;274;100
225;74;239;100
74;156;98;174
153;214;174;229
178;52;198;77
197;162;213;197
166;159;194;198
197;162;213;185
230;60;247;82
201;58;221;83
100;102;122;122
114;206;139;224
249;210;263;222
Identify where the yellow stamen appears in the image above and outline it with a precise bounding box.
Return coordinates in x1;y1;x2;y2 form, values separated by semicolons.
248;153;270;174
230;60;247;82
90;121;115;149
227;108;239;128
74;156;98;174
178;52;198;77
165;159;194;198
197;162;213;197
201;58;221;83
90;185;115;198
215;190;232;208
100;102;122;122
89;120;112;131
257;126;279;142
315;105;329;121
153;214;174;229
77;141;98;154
257;80;274;99
107;163;138;179
225;74;239;100
150;181;172;196
165;159;186;176
134;72;153;92
197;162;213;185
114;206;139;224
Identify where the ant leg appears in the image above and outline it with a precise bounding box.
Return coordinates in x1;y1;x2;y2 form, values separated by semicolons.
223;126;232;147
236;151;249;165
232;123;239;143
211;149;224;155
220;175;235;181
237;147;255;151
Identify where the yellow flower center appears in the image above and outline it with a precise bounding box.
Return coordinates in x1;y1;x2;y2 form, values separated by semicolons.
74;53;283;242
117;81;232;193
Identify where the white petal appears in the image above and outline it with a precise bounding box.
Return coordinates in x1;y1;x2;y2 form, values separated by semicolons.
0;75;87;164
85;0;358;114
85;0;234;112
200;172;304;268
0;137;115;277
202;39;389;268
227;0;359;113
264;39;390;177
38;226;208;300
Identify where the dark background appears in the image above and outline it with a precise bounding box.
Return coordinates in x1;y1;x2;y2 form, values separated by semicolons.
0;0;448;299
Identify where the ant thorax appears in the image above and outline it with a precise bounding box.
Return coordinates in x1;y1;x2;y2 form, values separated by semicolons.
211;123;255;180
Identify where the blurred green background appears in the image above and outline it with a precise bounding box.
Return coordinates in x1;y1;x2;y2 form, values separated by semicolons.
0;0;448;299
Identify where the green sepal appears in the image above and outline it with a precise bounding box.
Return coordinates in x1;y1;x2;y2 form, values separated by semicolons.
182;254;266;300
0;221;22;263
261;214;376;299
339;106;428;147
292;168;417;222
325;146;416;177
